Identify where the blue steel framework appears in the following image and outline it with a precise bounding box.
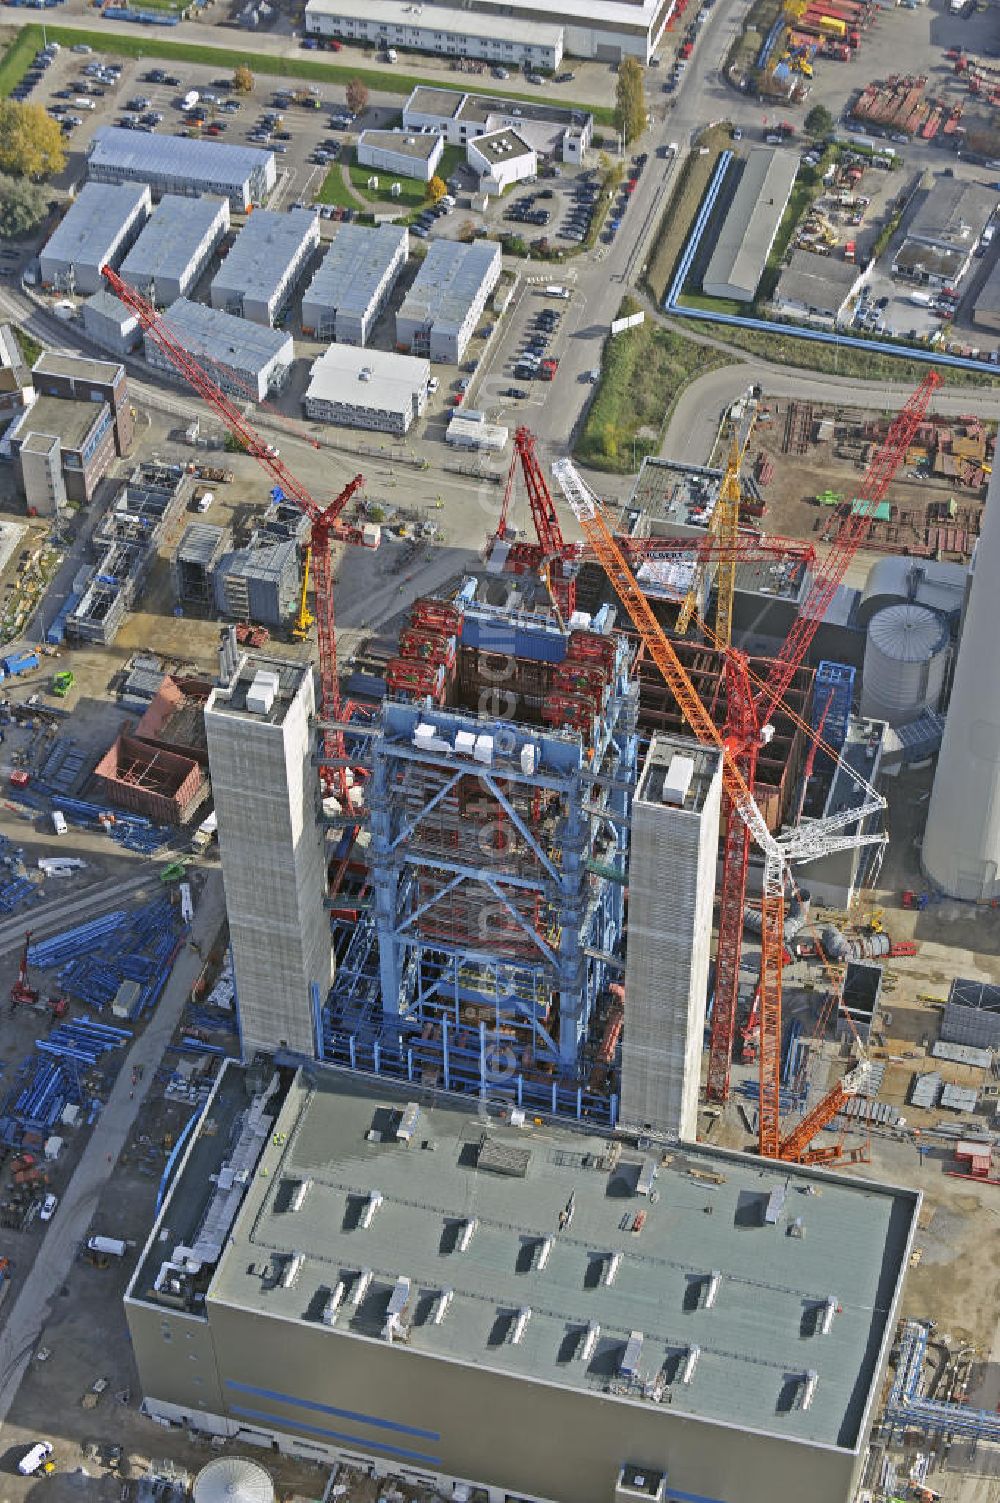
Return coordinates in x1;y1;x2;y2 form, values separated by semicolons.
321;603;637;1125
884;1320;1000;1444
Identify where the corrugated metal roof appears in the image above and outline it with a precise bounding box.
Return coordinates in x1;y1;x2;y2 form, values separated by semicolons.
397;239;500;338
177;522;227;566
89;126;274;192
303;223;407;321
120;195;230;291
211;209;317;308
867;603;949;663
703;149;799;300
150;299;292;377
42;182;149;269
83;288;140;331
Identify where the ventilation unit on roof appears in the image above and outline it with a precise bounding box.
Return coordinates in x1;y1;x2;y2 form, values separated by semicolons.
431;1288;454;1325
533;1236;553;1272
358;1190;383;1228
818;1296;840;1336
353;1267;373;1305
322;1281;345;1325
702;1270;722;1309
396;1102;420;1143
620;1330;643;1379
457;1217;478;1252
289;1178;312;1212
604;1250;622;1286
636;1157;657;1197
383;1275;411;1341
579;1321;600;1361
799;1370;819;1410
680;1345;700;1384
281;1252;304;1288
510;1306;531;1345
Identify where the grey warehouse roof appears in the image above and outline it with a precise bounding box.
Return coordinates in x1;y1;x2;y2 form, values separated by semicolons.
42;181;149;269
775;249;860;315
89;127;274;191
154;298;292;375
34;350;124;384
359;129;441;162
304;223;407;320
906;179;995;250
83;288;140;330
305;0;563;47
212;208;317;305
398;238;499;338
197;1068;917;1450
704;148;799;299
120;195;229;290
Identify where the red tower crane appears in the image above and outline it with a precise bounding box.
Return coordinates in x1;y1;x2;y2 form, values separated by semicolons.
705;370;941;1107
102;266;370;786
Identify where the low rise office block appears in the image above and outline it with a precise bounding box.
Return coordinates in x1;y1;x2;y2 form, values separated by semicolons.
211;209;320;326
119;194;231;306
40;181;151;296
301;224;408;344
396;239;500;363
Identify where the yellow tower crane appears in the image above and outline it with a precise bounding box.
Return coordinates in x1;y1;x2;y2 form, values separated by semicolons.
291;543;315;641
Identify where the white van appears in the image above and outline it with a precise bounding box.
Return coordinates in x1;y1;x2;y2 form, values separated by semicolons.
195;491;214;512
73;98;96;111
544;284;570;299
52;810;68;836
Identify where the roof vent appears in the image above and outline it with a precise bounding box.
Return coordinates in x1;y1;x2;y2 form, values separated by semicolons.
383;1275;411;1341
509;1306;531;1345
246;668;279;715
358;1190;383;1229
281;1251;304;1288
636;1157;657;1197
352;1267;373;1305
579;1321;600;1361
396;1102;420;1143
533;1236;553;1272
680;1345;700;1384
604;1250;623;1286
288;1177;312;1212
322;1281;346;1325
798;1370;819;1410
620;1330;643;1379
431;1287;454;1325
456;1216;478;1252
702;1270;722;1309
818;1296;840;1336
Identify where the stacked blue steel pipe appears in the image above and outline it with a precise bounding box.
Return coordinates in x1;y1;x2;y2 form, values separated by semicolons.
0;1053;85;1143
36;1019;131;1066
28;896;180;1019
19;791;172;854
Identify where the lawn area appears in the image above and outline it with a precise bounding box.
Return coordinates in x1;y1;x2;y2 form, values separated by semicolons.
576;315;731;474
315;164;360;208
0;26;36;96
349;157;428;208
677;292;746;317
0;24;613;122
643;125;732;306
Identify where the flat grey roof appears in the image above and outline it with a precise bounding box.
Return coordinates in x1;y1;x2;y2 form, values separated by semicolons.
305;0;564;46
359;129;440;162
628;457;721;534
120;194;229;290
704;149;799;299
151;299;292;376
974;254;1000;317
406;86;465;119
637;735;720;814
34;349;124;384
906;178;994;250
405;86;591;132
212;209;317;306
304;223;407;320
200;1068;917;1450
205;654;308;724
41;182;148;270
398;238;499;338
22;395;106;451
775;249;860;315
472;128;535;162
88;127;274;191
305;343;428;416
83;288;140;329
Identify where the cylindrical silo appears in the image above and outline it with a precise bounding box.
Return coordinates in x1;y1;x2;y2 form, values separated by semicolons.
923;464;1000;899
193;1459;274;1503
859;603;949;727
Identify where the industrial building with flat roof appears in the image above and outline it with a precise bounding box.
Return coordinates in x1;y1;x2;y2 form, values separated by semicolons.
40;182;151;296
210;208;320;326
973;254;1000;335
11;396;114;513
402;87;593;164
82;289;142;356
87;127;276;212
144;299;293;401
304;0;564;67
357;129;444;183
772;249;866;326
303;344;430;434
702;148;799;304
126;1062;920;1503
32;349;133;458
301;224;409;344
119;194;231;306
467;129;537;195
892;178;995;287
396;238;501;363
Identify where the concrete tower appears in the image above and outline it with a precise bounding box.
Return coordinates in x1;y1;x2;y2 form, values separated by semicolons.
205;639;333;1057
922;464;1000;900
620;734;723;1140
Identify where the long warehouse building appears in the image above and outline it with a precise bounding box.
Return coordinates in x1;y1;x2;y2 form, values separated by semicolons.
87;127;276;212
395;238;501;363
144;299;293;401
301;223;409;344
702;147;799;304
39;181;151;295
118;194;231;306
126;1063;920;1503
211;208;320;326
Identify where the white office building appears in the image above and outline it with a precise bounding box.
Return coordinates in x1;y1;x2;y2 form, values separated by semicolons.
403;86;592;165
357;129;444;183
40;182;151;296
303;344;430;435
87;128;276;212
146;299;293;402
304;0;564;68
396;239;501;363
211;208;320;326
301;223;408;344
467;129;538;195
119;194;231;306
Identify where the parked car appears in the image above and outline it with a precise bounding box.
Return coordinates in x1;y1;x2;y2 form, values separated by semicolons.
40;1193;58;1221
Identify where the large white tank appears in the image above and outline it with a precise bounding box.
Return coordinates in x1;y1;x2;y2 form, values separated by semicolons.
859;603;949;727
923;464;1000;899
193;1459;274;1503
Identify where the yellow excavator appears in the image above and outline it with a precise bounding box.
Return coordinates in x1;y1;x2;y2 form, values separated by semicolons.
292;543;314;641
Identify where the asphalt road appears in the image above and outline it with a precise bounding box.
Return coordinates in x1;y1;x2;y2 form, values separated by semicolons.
0;869;225;1437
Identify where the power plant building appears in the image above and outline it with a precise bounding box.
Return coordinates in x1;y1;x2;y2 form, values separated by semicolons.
87;127;277;212
395;239;501;363
126;1061;920;1503
118;194;231;306
204;647;334;1058
211;208;320;326
145;300;293;402
922;464;1000;899
620;735;722;1140
39;181;152;295
301;224;409;344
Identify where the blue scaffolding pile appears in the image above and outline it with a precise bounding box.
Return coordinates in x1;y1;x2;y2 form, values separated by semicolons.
20;791;172;854
885;1321;1000;1444
812;661;855;772
0;1054;84;1146
37;1018;132;1066
323;600;637;1125
28;896;180;1017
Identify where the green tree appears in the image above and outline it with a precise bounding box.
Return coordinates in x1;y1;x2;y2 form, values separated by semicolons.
345;77;369;116
428;174;446;203
614;58;646;147
0;101;66;180
804;104;833;139
233;64;254;94
0;172;48;237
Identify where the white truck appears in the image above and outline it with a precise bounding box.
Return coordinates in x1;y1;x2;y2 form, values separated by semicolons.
182;89;199;111
52;810;68;836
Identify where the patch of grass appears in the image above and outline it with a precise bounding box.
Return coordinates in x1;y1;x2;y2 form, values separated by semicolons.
0;27;38;97
12;326;41;366
348;156;428;208
576;321;730;474
315;164;360;208
643;126;732;305
0;24;613;121
678;292;746;317
683;318;1000;388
